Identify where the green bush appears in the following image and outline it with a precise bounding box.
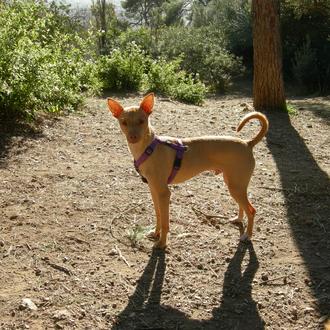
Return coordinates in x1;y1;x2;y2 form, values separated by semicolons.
0;1;99;119
97;43;146;91
145;58;206;105
156;26;244;92
292;38;320;92
98;43;206;105
281;0;330;93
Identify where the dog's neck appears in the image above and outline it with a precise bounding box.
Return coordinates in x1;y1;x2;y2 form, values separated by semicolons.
127;126;156;160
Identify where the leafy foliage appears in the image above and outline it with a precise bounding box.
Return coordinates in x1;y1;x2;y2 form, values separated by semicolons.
281;0;330;93
97;43;206;104
146;58;207;104
97;44;146;91
157;26;244;91
0;1;99;119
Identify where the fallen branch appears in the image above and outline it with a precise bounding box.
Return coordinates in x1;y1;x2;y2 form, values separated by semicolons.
42;257;73;276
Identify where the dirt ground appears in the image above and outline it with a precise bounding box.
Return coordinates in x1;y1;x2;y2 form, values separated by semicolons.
0;91;329;330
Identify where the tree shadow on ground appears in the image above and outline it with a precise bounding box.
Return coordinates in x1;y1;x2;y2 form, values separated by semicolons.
0;118;44;168
266;111;330;319
114;242;264;330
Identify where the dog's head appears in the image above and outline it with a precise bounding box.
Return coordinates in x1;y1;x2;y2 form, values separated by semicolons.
107;93;154;144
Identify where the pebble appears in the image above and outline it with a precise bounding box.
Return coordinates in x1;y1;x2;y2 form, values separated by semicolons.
19;298;38;311
53;309;71;321
261;273;269;282
109;249;118;256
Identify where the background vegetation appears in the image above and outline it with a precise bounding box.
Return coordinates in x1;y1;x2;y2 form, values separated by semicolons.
0;0;329;119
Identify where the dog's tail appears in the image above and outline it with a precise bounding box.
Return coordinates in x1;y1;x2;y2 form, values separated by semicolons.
236;111;269;148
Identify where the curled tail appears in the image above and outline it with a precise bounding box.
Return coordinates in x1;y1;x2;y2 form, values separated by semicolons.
237;111;269;148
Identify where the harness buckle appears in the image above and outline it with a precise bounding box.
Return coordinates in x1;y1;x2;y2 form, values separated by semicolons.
173;157;182;170
145;146;154;155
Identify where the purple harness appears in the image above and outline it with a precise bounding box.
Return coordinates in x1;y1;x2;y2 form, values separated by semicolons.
134;136;187;184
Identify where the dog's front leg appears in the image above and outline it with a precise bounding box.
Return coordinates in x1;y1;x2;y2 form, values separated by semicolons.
148;183;171;249
149;186;161;240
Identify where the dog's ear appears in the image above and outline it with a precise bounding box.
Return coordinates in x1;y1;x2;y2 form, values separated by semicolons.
140;93;154;115
107;98;124;118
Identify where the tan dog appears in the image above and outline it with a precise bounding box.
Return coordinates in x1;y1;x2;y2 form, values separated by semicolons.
107;93;269;249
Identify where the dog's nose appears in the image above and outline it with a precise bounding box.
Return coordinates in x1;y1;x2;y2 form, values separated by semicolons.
129;135;139;143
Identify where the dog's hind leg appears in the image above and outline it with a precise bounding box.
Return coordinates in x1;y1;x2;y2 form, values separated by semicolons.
226;177;256;241
223;172;244;231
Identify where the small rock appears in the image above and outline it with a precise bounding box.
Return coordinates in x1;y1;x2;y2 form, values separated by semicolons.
20;298;38;311
53;309;71;321
291;307;298;320
304;306;314;313
257;302;264;309
261;273;269;282
109;249;118;256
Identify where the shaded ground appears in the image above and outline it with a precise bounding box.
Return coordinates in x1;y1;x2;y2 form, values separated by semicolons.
0;93;329;329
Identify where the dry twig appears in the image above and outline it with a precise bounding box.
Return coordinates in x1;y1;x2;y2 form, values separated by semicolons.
42;257;73;276
115;245;131;267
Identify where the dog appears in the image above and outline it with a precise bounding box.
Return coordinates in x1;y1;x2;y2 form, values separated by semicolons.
107;93;269;249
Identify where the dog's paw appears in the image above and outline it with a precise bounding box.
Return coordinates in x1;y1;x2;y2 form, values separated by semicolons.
239;232;251;242
230;217;245;235
147;230;160;241
230;216;243;224
153;240;167;250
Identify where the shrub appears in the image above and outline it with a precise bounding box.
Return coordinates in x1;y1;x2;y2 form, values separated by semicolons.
98;43;206;105
156;26;244;92
97;43;146;91
292;38;320;92
281;0;330;93
116;28;154;55
145;58;207;105
145;58;181;95
0;1;99;119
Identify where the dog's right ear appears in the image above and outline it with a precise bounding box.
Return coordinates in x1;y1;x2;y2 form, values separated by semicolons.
107;98;123;118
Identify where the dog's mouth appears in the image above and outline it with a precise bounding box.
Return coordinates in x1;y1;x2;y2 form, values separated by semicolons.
128;137;140;144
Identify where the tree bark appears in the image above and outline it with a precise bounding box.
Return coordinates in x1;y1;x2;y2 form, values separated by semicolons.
252;0;286;111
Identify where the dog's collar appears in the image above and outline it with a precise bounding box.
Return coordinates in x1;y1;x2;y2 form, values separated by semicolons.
134;136;186;184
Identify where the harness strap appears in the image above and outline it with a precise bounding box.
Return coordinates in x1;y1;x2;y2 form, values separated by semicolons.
134;136;186;184
134;138;160;170
166;139;185;184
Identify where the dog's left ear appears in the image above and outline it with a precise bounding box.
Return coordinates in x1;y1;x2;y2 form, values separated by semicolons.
107;98;124;118
140;93;154;115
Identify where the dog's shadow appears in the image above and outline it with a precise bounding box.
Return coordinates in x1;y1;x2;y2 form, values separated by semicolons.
114;242;264;330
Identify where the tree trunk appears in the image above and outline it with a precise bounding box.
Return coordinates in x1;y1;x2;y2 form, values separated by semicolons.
99;0;107;55
252;0;286;111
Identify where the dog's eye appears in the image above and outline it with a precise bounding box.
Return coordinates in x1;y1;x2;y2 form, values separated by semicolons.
121;120;128;126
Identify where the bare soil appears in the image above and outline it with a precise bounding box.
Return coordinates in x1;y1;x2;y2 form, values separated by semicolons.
0;92;329;330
